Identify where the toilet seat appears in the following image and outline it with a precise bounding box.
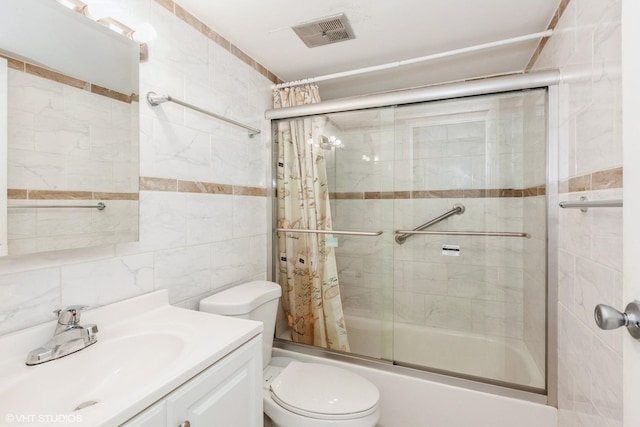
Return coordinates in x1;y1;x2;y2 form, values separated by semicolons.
269;361;379;421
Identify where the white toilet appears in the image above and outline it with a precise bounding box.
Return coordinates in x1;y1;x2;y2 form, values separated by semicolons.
200;280;380;427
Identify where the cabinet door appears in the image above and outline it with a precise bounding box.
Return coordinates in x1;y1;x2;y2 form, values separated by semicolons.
166;336;263;427
121;401;166;427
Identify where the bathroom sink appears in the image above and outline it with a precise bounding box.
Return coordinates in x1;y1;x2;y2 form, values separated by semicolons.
0;290;263;426
0;332;185;415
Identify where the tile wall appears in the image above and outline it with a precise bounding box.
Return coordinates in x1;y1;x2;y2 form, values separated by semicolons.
532;0;623;425
6;62;139;254
0;0;274;336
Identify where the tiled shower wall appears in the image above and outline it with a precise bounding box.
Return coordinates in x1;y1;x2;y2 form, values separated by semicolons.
328;92;547;355
532;0;623;425
0;0;273;336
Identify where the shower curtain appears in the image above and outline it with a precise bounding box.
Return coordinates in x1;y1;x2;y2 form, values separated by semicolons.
273;85;350;351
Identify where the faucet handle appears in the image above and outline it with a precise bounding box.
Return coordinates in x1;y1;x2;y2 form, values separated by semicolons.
53;305;89;325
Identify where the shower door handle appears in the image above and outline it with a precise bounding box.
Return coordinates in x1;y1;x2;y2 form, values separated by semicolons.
594;301;640;339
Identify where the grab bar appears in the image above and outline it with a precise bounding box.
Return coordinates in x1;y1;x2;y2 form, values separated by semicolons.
395;204;465;245
276;228;383;237
394;230;531;238
8;203;106;210
559;196;622;212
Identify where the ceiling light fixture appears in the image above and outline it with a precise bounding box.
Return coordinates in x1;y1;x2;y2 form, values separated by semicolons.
55;0;88;15
55;0;151;61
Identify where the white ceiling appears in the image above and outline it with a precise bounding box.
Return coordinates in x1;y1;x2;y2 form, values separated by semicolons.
175;0;561;100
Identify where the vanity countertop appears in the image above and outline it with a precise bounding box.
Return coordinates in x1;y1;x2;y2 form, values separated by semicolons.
0;290;262;426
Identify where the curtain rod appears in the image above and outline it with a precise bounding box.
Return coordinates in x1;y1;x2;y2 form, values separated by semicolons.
272;30;553;90
265;69;560;120
146;92;261;137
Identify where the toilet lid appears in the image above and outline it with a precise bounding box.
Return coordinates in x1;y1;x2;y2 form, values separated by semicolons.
269;362;379;420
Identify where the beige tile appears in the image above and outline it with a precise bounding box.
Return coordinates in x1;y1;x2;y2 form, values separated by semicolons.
154;0;174;13
0;54;25;71
175;4;208;37
592;167;622;190
7;189;27;199
93;192;139;200
568;174;591;192
139;176;178;192
230;44;255;68
234;186;267;197
178;180;228;194
29;190;92;200
333;192;364;200
411;190;439;199
364;191;395;200
90;84;133;103
26;63;89;90
440;190;464;198
559;179;569;194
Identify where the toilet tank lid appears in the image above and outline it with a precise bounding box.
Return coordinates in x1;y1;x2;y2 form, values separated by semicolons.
200;281;281;315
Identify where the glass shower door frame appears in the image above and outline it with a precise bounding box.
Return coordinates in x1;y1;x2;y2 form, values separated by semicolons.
268;74;559;406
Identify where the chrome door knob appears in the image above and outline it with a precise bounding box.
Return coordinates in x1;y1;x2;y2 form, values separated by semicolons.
594;301;640;340
594;304;627;329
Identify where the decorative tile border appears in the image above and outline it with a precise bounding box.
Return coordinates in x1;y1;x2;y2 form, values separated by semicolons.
1;54;137;104
154;0;283;85
139;176;267;197
7;189;139;201
560;166;623;193
525;0;572;71
329;185;547;200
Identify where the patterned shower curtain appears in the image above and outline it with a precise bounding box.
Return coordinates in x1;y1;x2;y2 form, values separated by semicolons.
273;85;350;351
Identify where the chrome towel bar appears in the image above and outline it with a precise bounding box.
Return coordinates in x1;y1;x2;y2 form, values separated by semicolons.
8;203;106;210
146;92;261;137
276;228;383;237
395;204;465;245
559;196;622;212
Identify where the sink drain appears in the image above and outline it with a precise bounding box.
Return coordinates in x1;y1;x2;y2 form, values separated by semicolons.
74;400;99;411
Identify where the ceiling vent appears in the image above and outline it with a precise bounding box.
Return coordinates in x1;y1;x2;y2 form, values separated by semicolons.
292;13;355;48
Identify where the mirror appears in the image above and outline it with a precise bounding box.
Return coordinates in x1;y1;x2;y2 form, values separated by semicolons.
0;0;139;256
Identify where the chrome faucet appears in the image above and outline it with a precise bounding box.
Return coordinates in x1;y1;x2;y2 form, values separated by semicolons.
26;305;98;366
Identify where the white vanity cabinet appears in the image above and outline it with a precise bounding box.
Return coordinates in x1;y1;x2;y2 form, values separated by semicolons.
122;336;263;427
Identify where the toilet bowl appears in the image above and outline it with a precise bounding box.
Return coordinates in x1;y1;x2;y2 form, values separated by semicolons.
200;281;380;427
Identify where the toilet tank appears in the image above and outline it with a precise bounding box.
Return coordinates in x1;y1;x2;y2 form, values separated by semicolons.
199;280;281;369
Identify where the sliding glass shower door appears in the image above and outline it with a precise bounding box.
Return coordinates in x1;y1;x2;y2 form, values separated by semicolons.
273;88;548;392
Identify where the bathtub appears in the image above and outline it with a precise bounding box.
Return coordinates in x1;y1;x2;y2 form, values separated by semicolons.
345;315;545;389
274;315;554;427
272;343;557;427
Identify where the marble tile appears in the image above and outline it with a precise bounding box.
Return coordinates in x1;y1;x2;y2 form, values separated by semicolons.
0;268;60;335
232;195;266;238
590;336;622;424
574;256;621;351
61;253;154;307
8;148;66;190
398;260;448;295
471;300;523;339
186;193;233;245
424;295;472;332
154;244;212;304
210;237;252;289
394;291;425;325
153;118;213;182
118;191;186;254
